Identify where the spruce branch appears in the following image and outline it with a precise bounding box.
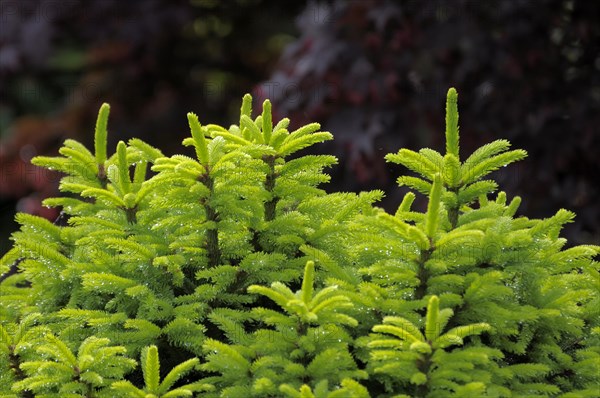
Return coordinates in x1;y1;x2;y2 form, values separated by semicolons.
386;149;439;180
425;174;443;240
396;176;432;195
504;196;522;217
248;261;357;326
240;93;253;122
95;103;110;182
369;295;492;394
1;91;598;396
116;141;132;194
461;149;528;184
187;113;209;165
425;295;440;341
442;153;461;188
279;378;369;397
241;114;263;143
13;334;136;397
301;260;316;305
111;345;210;397
396;192;416;214
463;139;512;169
0;316;48;398
445;87;459;159
457;180;498;206
128;138;164;162
262;99;273;144
59;140;98;178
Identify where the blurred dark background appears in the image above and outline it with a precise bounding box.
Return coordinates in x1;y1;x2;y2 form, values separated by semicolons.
1;0;599;256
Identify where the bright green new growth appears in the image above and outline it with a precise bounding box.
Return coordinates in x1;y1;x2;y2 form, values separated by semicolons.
247;260;358;326
13;334;136;396
187;112;209;166
94;103;110;170
445;88;459;159
262;100;273;143
386;88;528;228
368;295;492;392
425;174;442;239
111;345;212;397
1;89;598;397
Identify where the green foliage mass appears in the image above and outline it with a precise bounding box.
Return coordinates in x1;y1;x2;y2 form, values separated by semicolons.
1;89;598;397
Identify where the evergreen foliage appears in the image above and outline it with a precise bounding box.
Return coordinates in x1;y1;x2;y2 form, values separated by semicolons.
1;89;598;397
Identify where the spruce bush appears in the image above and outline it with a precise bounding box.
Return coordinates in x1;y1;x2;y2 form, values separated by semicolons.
1;88;598;397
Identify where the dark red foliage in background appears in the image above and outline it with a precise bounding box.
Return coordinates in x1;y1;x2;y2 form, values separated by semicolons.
1;0;598;254
0;0;305;254
256;0;600;245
